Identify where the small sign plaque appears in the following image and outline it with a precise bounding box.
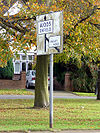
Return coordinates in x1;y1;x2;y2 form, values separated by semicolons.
38;20;53;35
49;36;60;48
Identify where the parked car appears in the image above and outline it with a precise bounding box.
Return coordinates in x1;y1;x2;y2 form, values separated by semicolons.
26;70;50;88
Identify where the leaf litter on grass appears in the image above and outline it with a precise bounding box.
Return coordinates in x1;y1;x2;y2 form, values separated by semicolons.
0;99;100;131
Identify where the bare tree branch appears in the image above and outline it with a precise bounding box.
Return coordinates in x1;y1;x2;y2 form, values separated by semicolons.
11;16;36;23
0;23;9;31
0;16;29;33
64;5;99;41
74;5;98;29
89;22;100;30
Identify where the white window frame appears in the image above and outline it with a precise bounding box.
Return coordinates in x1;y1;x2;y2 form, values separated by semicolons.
14;61;20;74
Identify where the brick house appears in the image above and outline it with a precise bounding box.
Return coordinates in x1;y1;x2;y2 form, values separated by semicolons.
2;0;36;78
13;48;36;80
0;0;36;89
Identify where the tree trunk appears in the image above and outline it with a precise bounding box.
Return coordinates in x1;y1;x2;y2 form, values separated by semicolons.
97;69;100;100
33;0;51;108
34;55;49;108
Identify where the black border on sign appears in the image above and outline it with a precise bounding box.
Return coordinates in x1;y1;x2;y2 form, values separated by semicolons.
38;19;54;35
49;35;61;48
36;11;63;55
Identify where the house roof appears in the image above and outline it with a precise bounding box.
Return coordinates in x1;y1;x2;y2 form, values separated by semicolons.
4;1;23;16
0;0;27;15
0;0;36;54
0;0;17;14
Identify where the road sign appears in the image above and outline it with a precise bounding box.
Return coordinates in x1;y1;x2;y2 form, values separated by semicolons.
36;11;63;55
38;20;53;35
36;11;63;129
49;36;61;48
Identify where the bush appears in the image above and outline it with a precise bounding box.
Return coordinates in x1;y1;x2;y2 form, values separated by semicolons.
54;57;98;92
70;63;98;92
54;63;66;85
0;59;14;79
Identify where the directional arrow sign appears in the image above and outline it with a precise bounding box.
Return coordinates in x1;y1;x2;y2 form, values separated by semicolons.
36;11;63;55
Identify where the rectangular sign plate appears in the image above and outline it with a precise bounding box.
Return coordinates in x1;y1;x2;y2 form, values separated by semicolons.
37;11;63;55
38;20;53;35
49;36;60;48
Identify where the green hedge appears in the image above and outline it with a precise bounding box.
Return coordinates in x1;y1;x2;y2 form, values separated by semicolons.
70;63;98;92
0;59;14;79
54;58;98;92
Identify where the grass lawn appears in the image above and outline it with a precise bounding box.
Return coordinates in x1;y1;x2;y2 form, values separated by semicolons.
73;92;96;97
0;89;34;95
0;99;100;131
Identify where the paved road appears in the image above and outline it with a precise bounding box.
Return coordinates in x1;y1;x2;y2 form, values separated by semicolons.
1;130;100;133
0;90;97;99
28;130;100;133
0;94;96;99
31;130;100;133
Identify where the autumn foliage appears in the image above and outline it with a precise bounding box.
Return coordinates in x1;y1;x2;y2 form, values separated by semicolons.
0;0;100;67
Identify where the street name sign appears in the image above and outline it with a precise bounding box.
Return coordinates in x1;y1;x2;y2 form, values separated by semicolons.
36;11;63;55
36;11;63;129
38;20;53;35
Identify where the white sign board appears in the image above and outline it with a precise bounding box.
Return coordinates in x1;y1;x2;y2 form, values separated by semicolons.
38;20;53;35
36;11;63;55
49;36;60;48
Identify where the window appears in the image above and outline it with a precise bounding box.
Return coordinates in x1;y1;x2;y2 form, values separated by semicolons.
22;55;26;60
28;55;32;60
32;70;36;76
15;62;20;74
26;71;30;76
16;54;20;60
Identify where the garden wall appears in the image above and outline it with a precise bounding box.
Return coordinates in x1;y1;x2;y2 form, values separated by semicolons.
64;73;73;91
0;72;26;89
0;71;73;91
53;73;73;91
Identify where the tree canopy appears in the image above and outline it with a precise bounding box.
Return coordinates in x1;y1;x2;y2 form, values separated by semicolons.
0;0;100;67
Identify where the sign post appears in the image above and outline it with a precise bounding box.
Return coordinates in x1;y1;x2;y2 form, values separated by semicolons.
36;11;63;128
50;54;53;128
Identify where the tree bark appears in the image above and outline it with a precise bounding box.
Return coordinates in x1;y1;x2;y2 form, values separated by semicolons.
34;0;51;108
97;69;100;100
34;55;49;108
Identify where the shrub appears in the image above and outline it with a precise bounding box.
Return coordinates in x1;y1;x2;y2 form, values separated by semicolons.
54;63;66;85
54;57;98;92
70;63;98;92
0;59;14;79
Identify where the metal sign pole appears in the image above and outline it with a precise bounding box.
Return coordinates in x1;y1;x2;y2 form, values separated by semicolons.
50;54;53;128
36;11;63;128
